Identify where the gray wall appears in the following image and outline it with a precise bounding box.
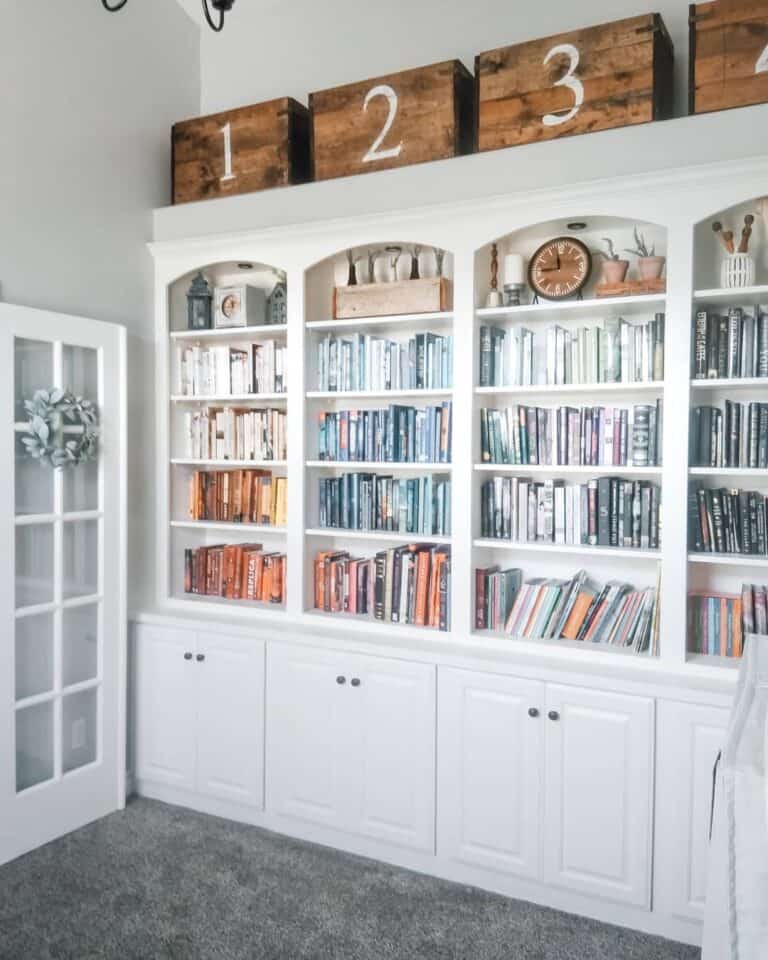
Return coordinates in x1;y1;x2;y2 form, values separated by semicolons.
1;1;200;608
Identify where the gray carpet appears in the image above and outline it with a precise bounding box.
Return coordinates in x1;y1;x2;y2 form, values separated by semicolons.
0;797;700;960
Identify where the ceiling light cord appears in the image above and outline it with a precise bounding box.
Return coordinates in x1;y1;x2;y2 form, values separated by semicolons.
102;0;128;10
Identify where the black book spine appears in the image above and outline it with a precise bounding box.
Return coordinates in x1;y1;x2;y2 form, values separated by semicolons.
759;405;768;468
694;311;707;378
711;490;726;553
597;477;611;547
373;551;387;620
717;317;729;378
609;478;619;547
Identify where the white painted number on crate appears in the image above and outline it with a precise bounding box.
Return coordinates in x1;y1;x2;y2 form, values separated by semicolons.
756;43;768;74
542;43;584;127
220;122;236;182
362;85;403;163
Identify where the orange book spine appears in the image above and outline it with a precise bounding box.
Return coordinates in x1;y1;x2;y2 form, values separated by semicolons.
414;551;430;626
562;593;593;640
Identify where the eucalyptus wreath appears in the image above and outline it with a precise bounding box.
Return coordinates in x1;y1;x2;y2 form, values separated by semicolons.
21;389;100;468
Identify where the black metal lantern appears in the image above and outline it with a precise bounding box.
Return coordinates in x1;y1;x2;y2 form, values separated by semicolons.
101;0;236;33
187;272;213;331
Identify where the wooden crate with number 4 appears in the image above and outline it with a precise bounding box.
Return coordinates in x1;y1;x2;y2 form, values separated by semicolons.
476;14;674;151
689;0;768;114
309;60;474;182
172;98;310;205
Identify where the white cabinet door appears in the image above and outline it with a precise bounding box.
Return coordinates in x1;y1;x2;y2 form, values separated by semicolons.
195;632;265;809
266;643;348;832
134;625;196;791
438;668;543;879
654;699;730;922
347;655;436;853
544;684;653;907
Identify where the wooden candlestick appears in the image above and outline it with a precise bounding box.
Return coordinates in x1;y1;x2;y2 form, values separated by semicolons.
486;243;503;307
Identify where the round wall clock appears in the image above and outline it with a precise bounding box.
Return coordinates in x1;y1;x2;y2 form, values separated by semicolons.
528;236;592;301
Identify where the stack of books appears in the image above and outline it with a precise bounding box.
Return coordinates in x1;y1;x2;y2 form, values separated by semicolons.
688;483;768;555
316;402;452;463
316;331;452;392
688;592;743;657
480;476;661;549
478;314;664;388
690;401;768;468
742;582;768;636
184;407;286;461
188;470;286;526
693;306;768;380
313;545;450;631
480;402;662;466
184;544;285;604
318;473;450;536
475;567;659;654
178;341;287;396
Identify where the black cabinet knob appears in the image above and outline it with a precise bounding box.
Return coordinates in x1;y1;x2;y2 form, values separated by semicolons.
528;707;539;718
351;678;361;688
196;654;205;663
184;652;193;661
548;710;560;722
336;675;346;685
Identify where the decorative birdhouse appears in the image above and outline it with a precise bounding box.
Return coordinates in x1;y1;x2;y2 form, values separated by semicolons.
267;275;287;326
186;272;213;330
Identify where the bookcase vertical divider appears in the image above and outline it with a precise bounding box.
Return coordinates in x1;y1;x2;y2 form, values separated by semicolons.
287;260;305;618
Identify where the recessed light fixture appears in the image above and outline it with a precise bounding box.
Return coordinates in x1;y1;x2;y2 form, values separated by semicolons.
237;263;254;270
567;222;588;231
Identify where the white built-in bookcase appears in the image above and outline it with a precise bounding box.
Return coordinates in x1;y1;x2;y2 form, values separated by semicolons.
151;162;768;679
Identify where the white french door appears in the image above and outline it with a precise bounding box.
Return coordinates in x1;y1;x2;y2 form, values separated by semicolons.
0;303;126;867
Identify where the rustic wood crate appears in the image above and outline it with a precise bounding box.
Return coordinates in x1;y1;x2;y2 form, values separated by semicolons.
333;278;453;320
476;14;674;152
172;98;310;205
310;61;474;182
595;278;667;298
689;0;768;114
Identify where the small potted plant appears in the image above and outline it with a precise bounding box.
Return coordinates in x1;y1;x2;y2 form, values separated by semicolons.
625;228;665;281
596;238;629;285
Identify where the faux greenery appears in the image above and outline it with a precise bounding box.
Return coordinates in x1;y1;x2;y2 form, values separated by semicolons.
21;389;100;468
625;227;656;259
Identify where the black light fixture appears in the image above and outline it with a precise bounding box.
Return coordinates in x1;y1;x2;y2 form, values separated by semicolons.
101;0;236;33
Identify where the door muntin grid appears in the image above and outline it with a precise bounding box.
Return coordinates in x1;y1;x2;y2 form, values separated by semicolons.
13;338;104;795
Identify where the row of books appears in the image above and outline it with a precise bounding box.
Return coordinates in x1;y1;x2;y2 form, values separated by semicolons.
475;567;659;654
183;544;286;603
687;593;743;657
690;402;768;469
480;402;663;467
478;315;664;387
183;407;287;462
178;342;287;396
315;332;453;392
688;484;768;555
314;546;450;630
316;403;452;464
187;470;287;526
742;583;768;637
693;307;768;380
318;473;451;536
480;477;661;549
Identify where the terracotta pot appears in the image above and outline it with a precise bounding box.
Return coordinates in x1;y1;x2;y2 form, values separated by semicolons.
601;259;629;285
637;256;665;281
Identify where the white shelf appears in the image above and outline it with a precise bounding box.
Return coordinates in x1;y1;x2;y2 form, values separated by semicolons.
475;381;663;396
307;388;452;400
474;463;662;476
170;521;286;535
475;293;665;321
305;460;452;472
693;285;768;306
171;459;287;468
689;467;768;478
686;653;741;670
473;539;661;560
305;528;451;545
688;553;768;568
170;324;287;341
690;377;768;391
306;311;453;332
171;393;287;403
173;593;286;612
304;608;446;638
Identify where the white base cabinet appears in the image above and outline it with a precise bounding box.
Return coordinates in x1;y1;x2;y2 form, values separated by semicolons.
134;625;265;809
266;643;436;853
438;668;653;908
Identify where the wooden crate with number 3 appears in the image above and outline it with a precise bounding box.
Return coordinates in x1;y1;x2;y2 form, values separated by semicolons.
309;61;474;182
172;98;310;205
475;14;674;151
689;0;768;114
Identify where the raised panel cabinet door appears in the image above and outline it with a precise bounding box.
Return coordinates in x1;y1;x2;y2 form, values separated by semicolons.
437;668;544;879
543;684;653;907
265;643;347;832
134;626;196;791
345;655;436;853
195;632;266;809
654;699;730;923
